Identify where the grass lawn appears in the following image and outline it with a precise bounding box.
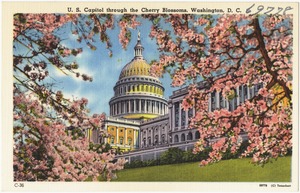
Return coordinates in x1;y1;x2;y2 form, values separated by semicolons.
113;156;291;182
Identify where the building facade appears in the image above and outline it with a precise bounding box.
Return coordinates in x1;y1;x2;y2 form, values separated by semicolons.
91;33;259;161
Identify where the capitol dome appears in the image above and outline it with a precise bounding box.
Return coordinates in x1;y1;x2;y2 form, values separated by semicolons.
109;32;168;120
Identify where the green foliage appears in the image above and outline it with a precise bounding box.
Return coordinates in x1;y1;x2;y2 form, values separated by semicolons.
124;141;251;169
115;157;291;182
160;147;184;164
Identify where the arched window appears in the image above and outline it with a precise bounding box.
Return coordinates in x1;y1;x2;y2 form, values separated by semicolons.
195;131;200;139
174;135;179;143
162;134;165;143
187;132;193;140
148;137;151;146
181;133;185;142
155;135;159;144
143;138;146;147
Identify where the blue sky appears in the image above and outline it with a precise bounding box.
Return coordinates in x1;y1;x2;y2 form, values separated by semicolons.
47;16;176;115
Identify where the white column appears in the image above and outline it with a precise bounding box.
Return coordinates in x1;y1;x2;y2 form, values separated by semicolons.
133;130;136;147
134;100;136;113
185;110;188;128
226;100;229;110
247;86;250;99
208;93;212;112
139;99;141;113
236;87;240;106
216;91;220;109
172;104;175;131
128;100;131;113
179;103;182;129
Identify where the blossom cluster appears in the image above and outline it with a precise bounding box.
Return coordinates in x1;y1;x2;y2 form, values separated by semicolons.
147;14;293;165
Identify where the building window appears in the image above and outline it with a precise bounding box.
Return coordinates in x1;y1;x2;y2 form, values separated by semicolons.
136;99;140;111
174;135;179;143
162;134;165;143
126;101;129;113
181;133;185;142
143;138;146;146
188;108;193;118
255;83;263;95
181;108;186;127
146;100;150;112
195;131;200;139
243;85;248;100
152;101;155;113
155;135;158;144
111;137;114;144
130;100;134;112
187;132;193;140
128;138;132;145
175;102;180;127
121;101;124;113
119;137;123;145
148;137;151;146
239;86;243;104
211;91;216;111
141;100;145;112
220;92;225;109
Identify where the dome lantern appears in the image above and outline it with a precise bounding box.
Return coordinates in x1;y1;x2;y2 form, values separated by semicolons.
134;30;144;59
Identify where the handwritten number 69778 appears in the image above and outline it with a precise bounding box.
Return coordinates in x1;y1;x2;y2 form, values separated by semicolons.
246;4;293;15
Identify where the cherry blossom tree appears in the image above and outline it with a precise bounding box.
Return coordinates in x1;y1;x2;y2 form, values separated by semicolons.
13;12;293;182
13;13;140;181
148;14;293;165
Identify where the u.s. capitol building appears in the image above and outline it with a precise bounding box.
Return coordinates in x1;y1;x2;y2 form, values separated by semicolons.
90;33;256;162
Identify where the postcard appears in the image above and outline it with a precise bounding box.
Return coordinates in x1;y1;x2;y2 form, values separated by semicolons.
1;1;299;192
